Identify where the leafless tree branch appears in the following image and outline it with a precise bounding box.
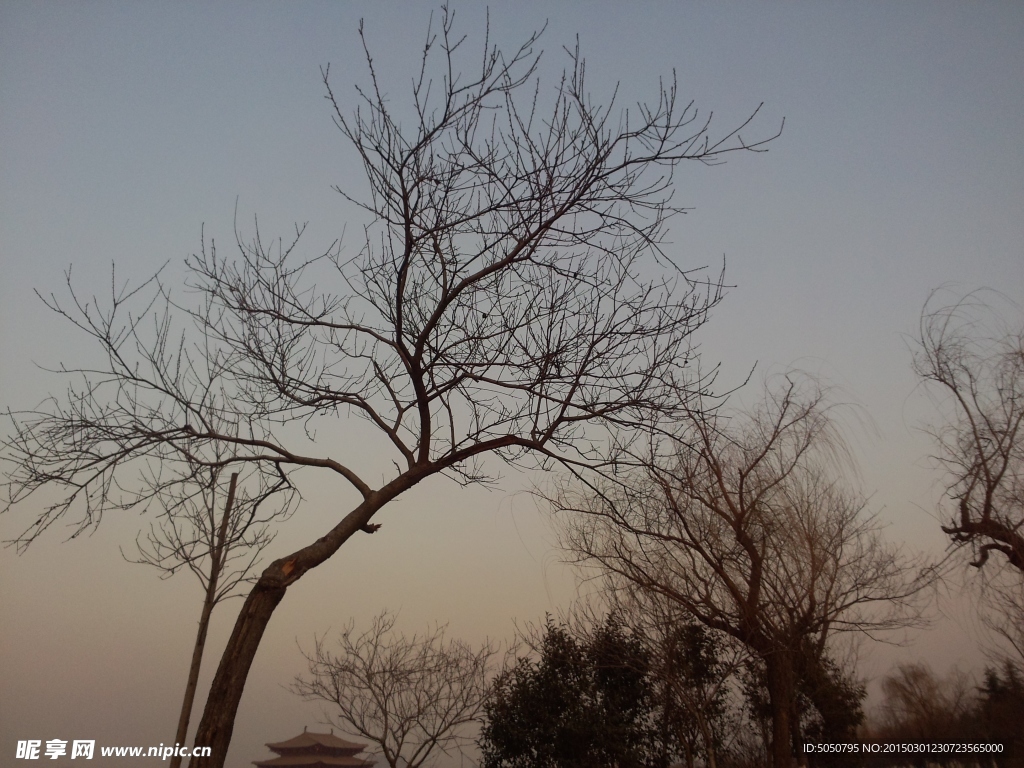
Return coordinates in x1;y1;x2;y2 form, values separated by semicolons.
552;376;932;767
294;611;497;768
1;9;782;765
914;289;1024;573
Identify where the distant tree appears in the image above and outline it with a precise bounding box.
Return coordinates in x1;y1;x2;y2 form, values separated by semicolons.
976;662;1024;767
480;616;657;768
914;291;1024;573
873;663;976;745
557;378;930;768
869;661;1023;767
294;611;495;768
979;574;1024;670
126;463;293;768
2;9;780;765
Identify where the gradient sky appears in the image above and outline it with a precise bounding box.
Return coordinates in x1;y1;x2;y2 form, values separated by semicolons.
2;3;1023;766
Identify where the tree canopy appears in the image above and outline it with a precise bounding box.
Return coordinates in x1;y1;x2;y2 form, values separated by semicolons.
1;10;779;765
480;617;658;768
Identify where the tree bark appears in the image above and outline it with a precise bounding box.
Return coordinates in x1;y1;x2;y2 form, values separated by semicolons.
187;574;288;767
187;471;427;768
766;649;796;768
170;473;237;768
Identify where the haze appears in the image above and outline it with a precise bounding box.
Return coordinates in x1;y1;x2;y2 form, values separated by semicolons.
1;3;1022;766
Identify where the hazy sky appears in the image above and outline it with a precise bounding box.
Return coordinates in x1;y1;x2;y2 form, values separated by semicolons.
2;3;1023;766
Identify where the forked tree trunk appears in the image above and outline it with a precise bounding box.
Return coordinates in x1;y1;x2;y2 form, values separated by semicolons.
187;470;427;768
169;473;238;768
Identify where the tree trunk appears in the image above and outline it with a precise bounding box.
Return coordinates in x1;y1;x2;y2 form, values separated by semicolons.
697;712;717;768
765;649;796;768
794;716;808;768
187;471;426;768
170;589;218;768
187;576;288;767
170;473;237;768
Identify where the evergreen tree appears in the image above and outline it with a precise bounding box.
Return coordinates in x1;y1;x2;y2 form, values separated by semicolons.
797;655;864;767
662;623;732;768
480;617;657;768
977;663;1024;767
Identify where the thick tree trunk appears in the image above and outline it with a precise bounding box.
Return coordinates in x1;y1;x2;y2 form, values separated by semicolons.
765;649;796;768
187;576;288;767
187;471;426;768
170;473;237;768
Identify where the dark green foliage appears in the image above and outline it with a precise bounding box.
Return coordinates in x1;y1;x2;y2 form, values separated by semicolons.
480;616;657;768
739;647;865;767
798;655;865;767
668;623;730;714
977;663;1024;768
738;659;773;743
660;623;732;767
799;654;865;742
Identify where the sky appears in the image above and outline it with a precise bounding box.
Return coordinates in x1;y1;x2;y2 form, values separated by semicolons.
1;2;1023;766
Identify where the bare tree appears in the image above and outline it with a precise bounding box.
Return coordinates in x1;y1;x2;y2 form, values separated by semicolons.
3;265;295;766
914;291;1024;573
2;10;781;765
295;612;494;768
126;459;294;768
556;378;930;768
872;663;976;744
976;568;1024;671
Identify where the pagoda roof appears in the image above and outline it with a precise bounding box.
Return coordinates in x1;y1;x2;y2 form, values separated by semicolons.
254;730;375;768
253;756;374;768
265;732;368;753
